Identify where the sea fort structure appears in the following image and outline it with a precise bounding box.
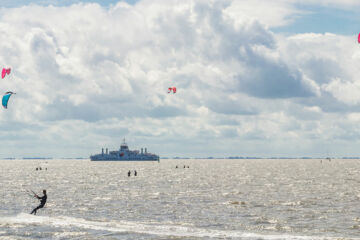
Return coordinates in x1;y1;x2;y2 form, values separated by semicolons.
90;139;159;161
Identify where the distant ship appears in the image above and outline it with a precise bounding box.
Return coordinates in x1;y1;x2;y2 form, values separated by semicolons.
90;139;159;161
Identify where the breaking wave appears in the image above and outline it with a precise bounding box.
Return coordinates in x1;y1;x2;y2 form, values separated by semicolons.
0;213;358;240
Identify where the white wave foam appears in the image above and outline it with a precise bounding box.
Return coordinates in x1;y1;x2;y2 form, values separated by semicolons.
0;213;359;240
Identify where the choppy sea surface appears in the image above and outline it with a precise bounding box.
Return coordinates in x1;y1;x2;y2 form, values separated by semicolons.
1;159;360;239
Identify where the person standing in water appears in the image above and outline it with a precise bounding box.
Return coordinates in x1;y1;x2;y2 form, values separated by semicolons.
30;190;47;215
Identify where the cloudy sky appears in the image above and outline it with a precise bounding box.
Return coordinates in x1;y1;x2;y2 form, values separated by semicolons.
0;0;359;158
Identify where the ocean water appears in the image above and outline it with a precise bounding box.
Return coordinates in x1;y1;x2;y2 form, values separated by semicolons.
1;158;360;240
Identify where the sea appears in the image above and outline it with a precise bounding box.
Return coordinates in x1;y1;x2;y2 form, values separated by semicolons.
0;158;360;240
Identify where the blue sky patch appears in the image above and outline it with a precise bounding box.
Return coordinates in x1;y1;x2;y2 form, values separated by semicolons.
272;5;360;35
0;0;139;8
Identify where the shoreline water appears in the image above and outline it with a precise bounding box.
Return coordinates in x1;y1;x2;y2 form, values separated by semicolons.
0;159;359;239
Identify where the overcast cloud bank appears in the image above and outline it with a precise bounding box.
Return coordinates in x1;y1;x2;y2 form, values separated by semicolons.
0;0;359;157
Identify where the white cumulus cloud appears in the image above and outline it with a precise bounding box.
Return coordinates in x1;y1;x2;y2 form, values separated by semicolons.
0;0;359;157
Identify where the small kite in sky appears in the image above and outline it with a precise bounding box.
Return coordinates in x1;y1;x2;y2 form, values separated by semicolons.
1;68;11;79
2;91;15;109
168;87;176;93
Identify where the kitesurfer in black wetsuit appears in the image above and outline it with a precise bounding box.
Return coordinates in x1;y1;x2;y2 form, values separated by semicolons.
30;190;47;215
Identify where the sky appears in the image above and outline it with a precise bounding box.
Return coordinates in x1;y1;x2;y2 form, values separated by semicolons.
0;0;359;158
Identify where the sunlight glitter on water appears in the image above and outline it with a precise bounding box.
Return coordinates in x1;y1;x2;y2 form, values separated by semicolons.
0;159;360;239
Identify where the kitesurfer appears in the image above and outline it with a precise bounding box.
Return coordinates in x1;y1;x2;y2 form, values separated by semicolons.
128;170;131;177
30;190;47;215
134;170;137;176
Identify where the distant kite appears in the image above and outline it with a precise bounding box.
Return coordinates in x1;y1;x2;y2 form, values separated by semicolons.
2;91;15;109
168;87;176;93
1;68;11;79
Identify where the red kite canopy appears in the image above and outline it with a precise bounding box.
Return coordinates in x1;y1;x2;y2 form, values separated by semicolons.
1;68;11;79
168;87;176;93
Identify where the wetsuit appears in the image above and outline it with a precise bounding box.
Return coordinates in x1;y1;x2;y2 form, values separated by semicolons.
30;194;47;215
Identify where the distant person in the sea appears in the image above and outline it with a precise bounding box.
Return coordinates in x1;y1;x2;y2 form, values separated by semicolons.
30;190;47;215
184;165;186;168
128;170;131;177
134;170;137;176
176;165;178;168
